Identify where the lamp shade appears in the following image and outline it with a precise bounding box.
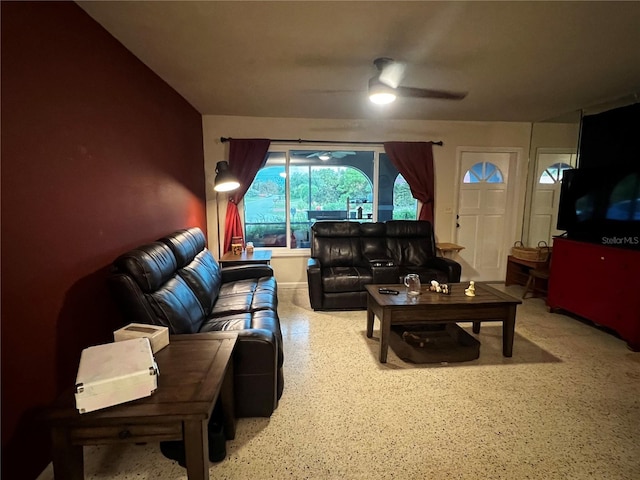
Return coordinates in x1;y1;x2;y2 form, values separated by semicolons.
214;161;240;192
368;77;396;105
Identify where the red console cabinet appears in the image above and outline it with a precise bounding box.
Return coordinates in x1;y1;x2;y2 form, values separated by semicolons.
548;237;640;351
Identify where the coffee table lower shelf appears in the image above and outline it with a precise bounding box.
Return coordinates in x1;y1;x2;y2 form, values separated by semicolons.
389;323;481;363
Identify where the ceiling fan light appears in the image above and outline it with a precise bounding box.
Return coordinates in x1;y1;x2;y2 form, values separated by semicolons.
368;78;396;104
318;153;331;161
369;91;397;105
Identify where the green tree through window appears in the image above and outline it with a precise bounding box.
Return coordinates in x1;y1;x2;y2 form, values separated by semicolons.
393;174;417;219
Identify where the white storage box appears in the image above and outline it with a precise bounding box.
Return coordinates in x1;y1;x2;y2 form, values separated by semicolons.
113;323;169;353
75;338;158;414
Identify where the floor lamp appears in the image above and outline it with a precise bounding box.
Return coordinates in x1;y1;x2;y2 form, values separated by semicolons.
214;161;240;259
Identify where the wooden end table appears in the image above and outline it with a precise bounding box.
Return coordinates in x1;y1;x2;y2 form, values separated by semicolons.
365;283;521;363
435;242;465;258
505;254;550;286
47;332;238;480
219;249;272;267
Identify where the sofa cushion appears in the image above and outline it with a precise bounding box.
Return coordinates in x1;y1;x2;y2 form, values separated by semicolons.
145;275;206;334
200;309;283;368
322;266;373;293
159;227;207;268
385;220;437;266
311;222;364;267
177;249;222;314
210;277;278;317
360;222;391;261
219;276;277;296
113;242;177;293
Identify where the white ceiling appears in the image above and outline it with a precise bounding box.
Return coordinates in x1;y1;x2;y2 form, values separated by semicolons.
77;1;640;123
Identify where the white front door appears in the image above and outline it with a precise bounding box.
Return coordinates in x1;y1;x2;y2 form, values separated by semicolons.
528;149;576;246
455;150;518;282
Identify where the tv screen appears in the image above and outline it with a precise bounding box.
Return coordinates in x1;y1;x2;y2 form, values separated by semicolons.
557;167;640;248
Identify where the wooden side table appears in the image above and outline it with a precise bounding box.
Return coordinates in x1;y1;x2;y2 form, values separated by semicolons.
436;243;465;258
505;255;547;286
47;332;238;480
220;249;272;266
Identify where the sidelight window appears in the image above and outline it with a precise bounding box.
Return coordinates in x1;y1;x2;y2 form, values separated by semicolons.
539;162;572;184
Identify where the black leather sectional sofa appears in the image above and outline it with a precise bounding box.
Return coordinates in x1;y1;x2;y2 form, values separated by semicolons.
307;220;462;310
109;227;283;417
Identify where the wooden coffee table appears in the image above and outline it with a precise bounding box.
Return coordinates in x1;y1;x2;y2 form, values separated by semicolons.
47;332;238;480
365;283;521;363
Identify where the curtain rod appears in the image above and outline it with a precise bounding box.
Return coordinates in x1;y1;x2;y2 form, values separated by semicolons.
220;137;443;147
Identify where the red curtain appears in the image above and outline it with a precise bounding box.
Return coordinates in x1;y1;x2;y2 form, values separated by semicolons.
223;138;271;253
383;141;436;223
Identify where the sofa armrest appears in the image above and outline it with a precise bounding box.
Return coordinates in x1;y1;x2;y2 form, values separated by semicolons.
221;264;274;283
425;257;462;283
306;258;323;310
362;254;399;283
371;264;400;284
364;256;395;268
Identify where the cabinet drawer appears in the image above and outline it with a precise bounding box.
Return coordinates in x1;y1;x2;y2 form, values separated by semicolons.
70;422;182;445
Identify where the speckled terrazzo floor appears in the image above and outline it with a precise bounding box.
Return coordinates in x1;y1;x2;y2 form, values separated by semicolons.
39;284;640;480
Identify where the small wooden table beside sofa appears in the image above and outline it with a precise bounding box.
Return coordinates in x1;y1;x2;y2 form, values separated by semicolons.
48;333;237;480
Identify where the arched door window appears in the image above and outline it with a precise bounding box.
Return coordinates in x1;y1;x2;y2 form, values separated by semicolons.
539;162;572;184
463;162;504;183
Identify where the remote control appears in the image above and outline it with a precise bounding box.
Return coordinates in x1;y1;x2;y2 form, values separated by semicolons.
378;288;399;295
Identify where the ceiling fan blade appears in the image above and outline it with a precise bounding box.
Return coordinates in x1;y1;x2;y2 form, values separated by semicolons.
332;151;356;158
396;86;467;100
305;151;357;159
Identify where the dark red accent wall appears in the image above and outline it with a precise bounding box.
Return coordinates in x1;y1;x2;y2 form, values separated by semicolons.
1;2;206;478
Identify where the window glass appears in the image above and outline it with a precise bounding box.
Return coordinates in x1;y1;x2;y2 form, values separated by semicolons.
244;152;287;247
463;162;504;184
377;153;418;221
392;174;417;220
539;162;572;184
244;149;419;249
290;150;373;247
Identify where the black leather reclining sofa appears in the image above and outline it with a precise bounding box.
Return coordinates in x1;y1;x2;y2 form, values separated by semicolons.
109;227;283;417
307;220;462;310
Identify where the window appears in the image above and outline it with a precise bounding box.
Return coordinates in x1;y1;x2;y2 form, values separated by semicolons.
244;155;287;247
243;148;417;249
463;162;504;183
392;174;417;220
539;162;572;184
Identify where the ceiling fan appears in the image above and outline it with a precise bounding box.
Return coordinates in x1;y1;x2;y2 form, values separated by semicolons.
368;57;467;104
306;151;356;160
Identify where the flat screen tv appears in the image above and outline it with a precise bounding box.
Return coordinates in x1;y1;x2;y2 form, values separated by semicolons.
557;167;640;249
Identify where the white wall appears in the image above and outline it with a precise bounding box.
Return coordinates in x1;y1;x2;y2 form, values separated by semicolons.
202;115;532;286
